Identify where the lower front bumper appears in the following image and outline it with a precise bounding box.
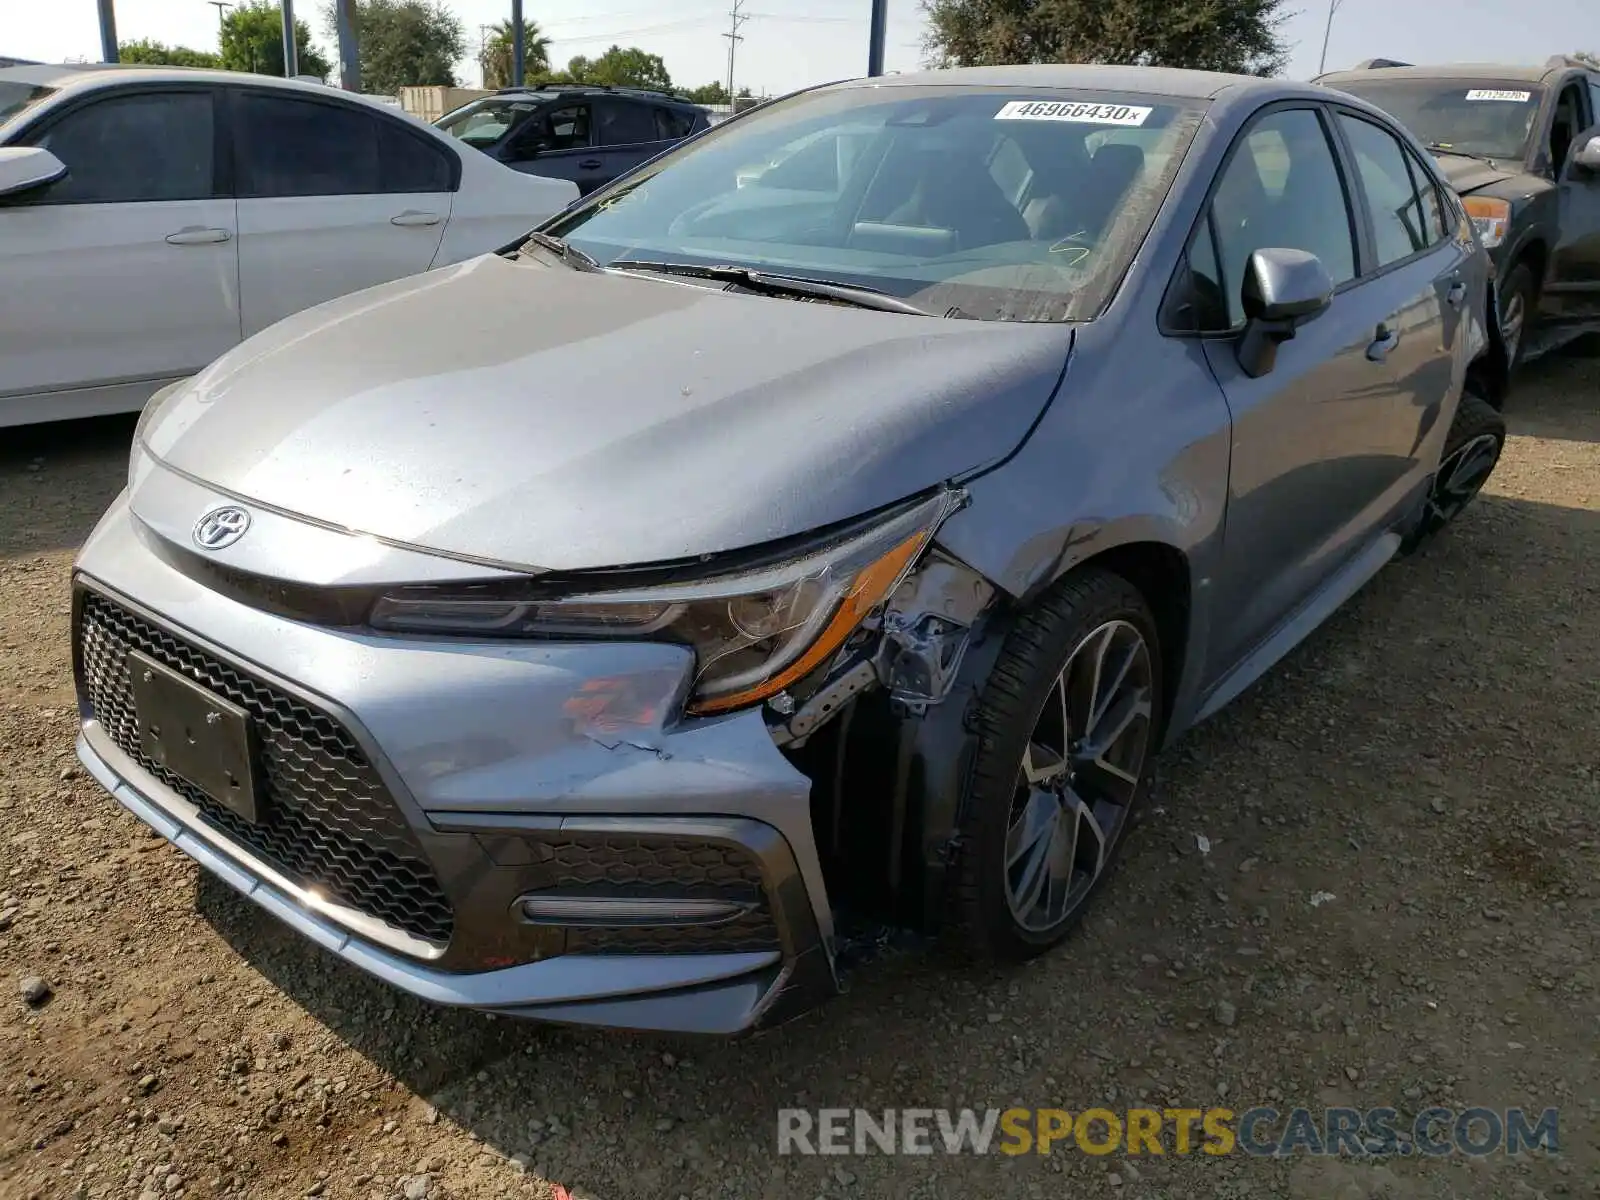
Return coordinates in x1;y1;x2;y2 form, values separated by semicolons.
70;486;842;1034
79;724;833;1033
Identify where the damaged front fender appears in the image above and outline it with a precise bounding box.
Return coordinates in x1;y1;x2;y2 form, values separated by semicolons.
774;548;1009;932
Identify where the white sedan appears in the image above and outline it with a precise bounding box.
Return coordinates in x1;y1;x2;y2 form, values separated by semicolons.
0;65;579;428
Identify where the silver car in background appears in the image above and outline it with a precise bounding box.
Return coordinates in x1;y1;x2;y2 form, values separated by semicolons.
74;65;1507;1034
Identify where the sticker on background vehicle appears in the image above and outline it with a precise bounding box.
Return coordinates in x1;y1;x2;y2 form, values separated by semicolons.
1464;89;1532;102
995;100;1152;126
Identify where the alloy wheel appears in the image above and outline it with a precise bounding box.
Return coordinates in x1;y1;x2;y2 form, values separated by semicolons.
1501;290;1526;366
1004;619;1154;933
1430;432;1502;524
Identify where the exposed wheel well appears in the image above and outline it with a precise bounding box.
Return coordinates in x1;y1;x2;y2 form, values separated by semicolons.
1508;240;1546;293
1069;541;1191;734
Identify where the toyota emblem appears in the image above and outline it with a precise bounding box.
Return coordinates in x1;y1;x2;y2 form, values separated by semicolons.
193;505;252;550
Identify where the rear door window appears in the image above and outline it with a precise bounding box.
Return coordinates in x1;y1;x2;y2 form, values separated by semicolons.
655;106;696;140
597;100;660;147
1338;113;1431;267
236;92;379;196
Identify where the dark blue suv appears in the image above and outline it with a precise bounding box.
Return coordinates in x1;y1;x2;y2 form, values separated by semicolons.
435;85;710;195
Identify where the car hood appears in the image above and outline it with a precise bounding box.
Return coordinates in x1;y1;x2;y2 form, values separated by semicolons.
143;254;1074;573
1431;152;1520;195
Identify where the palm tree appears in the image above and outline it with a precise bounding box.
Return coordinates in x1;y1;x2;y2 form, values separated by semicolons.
480;19;550;88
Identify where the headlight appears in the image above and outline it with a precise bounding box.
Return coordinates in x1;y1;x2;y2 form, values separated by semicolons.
129;379;191;488
1462;196;1511;249
369;490;962;715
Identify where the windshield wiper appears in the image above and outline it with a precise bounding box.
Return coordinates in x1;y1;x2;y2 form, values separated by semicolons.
607;259;954;317
520;231;603;272
1424;143;1500;167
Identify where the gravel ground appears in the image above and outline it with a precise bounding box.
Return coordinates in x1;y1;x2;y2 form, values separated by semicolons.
2;344;1597;1200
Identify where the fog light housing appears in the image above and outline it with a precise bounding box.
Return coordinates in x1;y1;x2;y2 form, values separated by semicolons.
516;894;753;926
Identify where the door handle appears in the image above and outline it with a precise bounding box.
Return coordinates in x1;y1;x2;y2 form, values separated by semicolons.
1366;323;1399;362
1445;280;1468;308
390;211;442;227
578;159;603;170
165;226;232;245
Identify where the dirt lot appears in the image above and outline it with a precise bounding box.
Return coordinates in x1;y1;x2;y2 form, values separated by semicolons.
2;346;1597;1200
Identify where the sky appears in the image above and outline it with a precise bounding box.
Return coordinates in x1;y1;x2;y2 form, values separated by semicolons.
5;0;1595;96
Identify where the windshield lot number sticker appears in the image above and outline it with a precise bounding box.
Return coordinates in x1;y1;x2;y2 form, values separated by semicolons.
996;100;1152;126
1465;90;1531;102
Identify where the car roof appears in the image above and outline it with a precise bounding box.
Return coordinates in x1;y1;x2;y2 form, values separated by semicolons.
492;85;700;108
1318;63;1564;86
817;63;1305;103
0;62;397;110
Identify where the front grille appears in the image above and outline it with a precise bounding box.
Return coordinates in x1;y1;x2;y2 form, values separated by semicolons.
537;834;781;955
77;591;454;946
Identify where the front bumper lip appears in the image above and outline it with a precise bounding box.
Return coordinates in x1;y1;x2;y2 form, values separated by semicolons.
78;725;792;1032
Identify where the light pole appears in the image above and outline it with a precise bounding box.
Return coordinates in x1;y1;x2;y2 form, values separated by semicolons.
97;0;118;62
1317;0;1346;76
280;0;299;76
333;0;359;90
512;0;525;87
868;0;888;77
206;0;233;37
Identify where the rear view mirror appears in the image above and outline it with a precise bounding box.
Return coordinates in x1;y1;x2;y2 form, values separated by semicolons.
1236;247;1334;379
1571;129;1600;173
0;146;67;199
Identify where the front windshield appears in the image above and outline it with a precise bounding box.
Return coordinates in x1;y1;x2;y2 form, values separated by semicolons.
547;86;1205;322
435;97;540;148
0;81;57;126
1331;80;1543;161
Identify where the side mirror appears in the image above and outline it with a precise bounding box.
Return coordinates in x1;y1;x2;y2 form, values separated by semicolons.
1571;129;1600;173
0;146;67;200
1236;247;1334;379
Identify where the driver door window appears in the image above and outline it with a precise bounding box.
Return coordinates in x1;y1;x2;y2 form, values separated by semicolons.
1199;107;1358;328
511;103;590;157
1549;84;1587;173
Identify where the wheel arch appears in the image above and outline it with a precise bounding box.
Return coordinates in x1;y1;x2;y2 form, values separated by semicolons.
1470;273;1512;410
796;531;1197;938
1508;236;1548;288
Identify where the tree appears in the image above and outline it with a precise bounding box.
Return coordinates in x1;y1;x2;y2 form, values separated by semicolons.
479;19;549;89
220;1;330;78
118;39;221;68
685;81;729;106
921;0;1289;78
321;0;465;95
564;45;673;92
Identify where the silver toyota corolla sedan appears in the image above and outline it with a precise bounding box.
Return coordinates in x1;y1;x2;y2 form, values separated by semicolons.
74;64;1509;1034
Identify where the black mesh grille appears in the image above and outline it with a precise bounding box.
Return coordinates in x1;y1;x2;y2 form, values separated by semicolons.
77;591;453;946
537;834;780;955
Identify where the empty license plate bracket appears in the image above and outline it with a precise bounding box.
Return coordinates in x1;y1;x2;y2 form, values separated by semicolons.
128;649;261;824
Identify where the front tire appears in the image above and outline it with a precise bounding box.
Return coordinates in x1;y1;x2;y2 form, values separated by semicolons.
1499;261;1537;370
945;568;1162;962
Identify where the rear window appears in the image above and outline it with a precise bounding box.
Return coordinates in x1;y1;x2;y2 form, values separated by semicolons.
0;81;56;126
1329;79;1544;161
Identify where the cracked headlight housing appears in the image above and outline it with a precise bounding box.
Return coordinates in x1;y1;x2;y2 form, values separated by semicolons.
369;490;961;715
